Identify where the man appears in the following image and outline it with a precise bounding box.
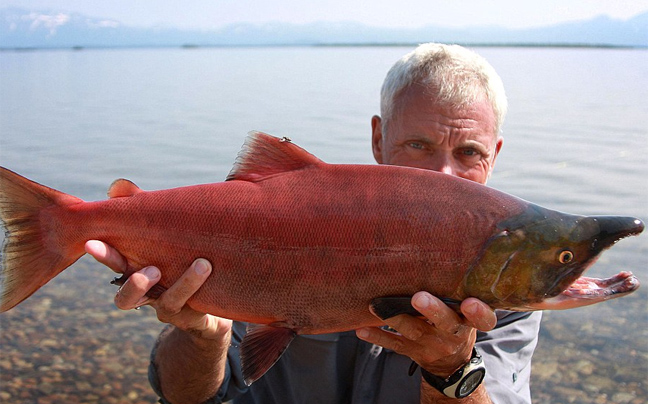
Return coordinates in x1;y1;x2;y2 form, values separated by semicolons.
86;43;542;403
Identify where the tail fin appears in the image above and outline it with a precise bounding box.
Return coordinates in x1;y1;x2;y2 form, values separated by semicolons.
0;166;85;312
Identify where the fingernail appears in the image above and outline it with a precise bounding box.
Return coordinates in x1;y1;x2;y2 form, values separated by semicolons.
194;259;210;275
413;293;431;310
141;266;160;280
356;328;370;339
463;301;479;316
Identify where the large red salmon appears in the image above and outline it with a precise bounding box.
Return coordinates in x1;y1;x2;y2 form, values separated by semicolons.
0;131;643;384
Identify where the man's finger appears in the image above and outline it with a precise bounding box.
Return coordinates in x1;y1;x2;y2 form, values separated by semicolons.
356;326;406;353
461;298;497;331
114;266;161;310
85;240;128;274
367;307;428;342
411;292;463;333
154;259;212;316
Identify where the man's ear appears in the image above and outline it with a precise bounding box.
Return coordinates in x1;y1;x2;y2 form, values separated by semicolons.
486;136;504;182
492;136;503;165
371;115;383;164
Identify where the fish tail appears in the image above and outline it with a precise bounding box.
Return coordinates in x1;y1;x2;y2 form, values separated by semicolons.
0;166;85;312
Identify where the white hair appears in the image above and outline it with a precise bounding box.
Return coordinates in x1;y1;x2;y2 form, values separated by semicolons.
380;43;508;136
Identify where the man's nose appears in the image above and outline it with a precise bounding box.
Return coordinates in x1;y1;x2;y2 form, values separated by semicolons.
429;154;458;176
439;164;456;176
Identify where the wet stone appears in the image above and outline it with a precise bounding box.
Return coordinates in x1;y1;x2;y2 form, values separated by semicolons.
574;359;594;376
611;392;636;403
37;382;55;395
75;381;92;390
593;394;608;404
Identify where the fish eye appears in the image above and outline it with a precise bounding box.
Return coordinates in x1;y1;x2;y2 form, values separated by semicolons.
558;250;574;264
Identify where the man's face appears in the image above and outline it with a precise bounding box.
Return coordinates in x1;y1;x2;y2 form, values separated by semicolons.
372;85;502;185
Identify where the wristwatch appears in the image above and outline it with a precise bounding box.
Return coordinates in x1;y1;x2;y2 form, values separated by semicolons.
420;348;486;399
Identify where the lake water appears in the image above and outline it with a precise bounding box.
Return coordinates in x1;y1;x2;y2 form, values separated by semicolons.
0;46;646;403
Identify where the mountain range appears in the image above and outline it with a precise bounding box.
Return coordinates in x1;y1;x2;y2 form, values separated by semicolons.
1;7;646;49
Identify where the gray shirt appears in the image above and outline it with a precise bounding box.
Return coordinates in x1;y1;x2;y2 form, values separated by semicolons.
150;310;542;403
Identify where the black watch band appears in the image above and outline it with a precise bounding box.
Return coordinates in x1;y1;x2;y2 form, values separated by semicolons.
420;348;486;399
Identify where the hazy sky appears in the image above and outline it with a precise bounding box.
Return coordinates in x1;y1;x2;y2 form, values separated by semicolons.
3;0;647;30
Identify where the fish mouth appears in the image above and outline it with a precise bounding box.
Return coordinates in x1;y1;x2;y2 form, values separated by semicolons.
528;271;640;310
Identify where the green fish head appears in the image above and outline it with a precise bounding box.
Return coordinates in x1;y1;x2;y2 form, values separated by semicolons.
464;204;643;310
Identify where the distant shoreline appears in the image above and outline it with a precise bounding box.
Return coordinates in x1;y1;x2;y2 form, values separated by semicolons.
1;42;646;52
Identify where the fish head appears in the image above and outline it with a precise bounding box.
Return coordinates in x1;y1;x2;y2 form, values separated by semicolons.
464;204;643;310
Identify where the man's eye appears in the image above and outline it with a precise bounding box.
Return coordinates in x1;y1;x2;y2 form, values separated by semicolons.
408;142;424;150
460;148;480;157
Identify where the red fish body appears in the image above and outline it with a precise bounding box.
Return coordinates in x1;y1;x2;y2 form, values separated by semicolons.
0;131;643;384
60;158;524;333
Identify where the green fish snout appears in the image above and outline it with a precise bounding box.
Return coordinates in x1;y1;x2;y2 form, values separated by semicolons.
464;206;643;310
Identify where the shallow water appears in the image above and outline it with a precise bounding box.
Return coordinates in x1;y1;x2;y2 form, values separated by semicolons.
0;46;646;403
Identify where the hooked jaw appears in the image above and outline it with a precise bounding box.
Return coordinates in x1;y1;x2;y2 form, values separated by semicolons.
529;216;644;310
589;216;645;251
532;271;640;310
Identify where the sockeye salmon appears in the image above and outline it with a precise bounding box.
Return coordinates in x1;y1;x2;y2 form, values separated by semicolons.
0;131;643;384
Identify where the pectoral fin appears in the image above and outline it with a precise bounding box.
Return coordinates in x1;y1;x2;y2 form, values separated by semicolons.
370;296;462;320
240;324;296;385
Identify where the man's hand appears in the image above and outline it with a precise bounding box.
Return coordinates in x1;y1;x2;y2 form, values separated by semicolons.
84;240;232;341
356;291;497;377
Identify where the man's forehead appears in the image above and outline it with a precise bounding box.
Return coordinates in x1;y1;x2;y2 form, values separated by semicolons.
390;95;496;143
396;85;495;124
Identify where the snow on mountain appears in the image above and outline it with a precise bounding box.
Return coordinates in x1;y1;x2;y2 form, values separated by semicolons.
1;7;646;48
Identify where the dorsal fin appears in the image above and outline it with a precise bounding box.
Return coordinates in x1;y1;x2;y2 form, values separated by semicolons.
226;131;323;182
107;179;143;198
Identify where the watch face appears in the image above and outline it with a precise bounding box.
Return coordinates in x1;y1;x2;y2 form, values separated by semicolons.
457;368;486;398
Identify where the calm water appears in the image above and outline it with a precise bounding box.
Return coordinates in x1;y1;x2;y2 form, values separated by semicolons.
0;46;647;403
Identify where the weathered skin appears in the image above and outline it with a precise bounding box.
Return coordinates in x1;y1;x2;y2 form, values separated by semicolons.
0;132;643;336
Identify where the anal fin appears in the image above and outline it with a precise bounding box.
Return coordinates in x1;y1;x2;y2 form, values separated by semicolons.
240;324;296;385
